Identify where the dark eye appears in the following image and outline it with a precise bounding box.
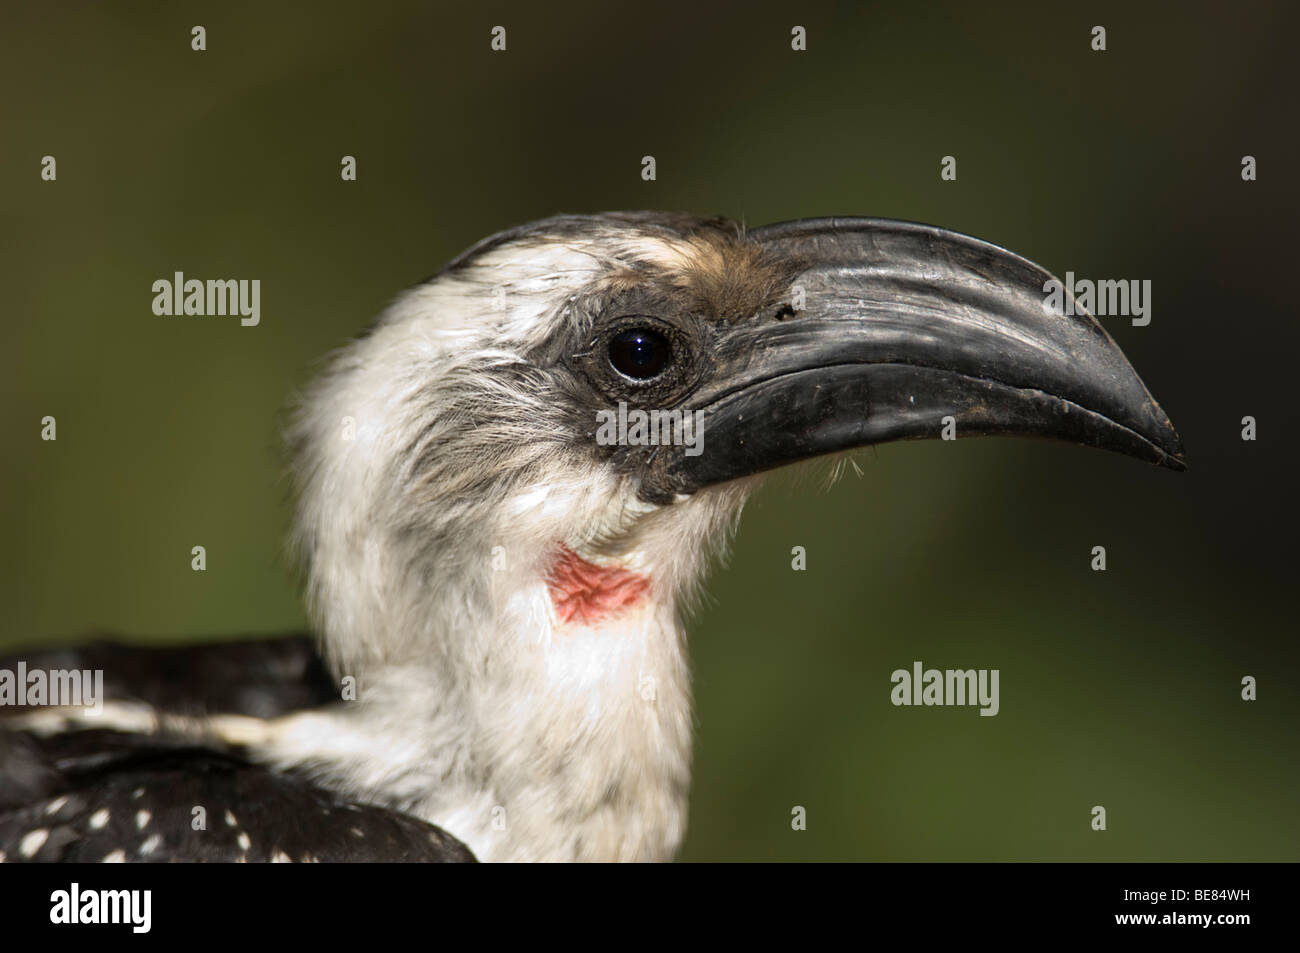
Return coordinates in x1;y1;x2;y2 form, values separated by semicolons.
608;328;671;380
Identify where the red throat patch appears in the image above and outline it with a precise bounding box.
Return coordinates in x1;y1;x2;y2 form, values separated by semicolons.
546;545;651;626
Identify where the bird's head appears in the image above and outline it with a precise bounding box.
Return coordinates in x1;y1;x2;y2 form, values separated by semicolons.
288;212;1184;679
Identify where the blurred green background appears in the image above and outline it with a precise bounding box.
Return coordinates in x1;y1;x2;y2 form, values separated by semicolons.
2;0;1296;860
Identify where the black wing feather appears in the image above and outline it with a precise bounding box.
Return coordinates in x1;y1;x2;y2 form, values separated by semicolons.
0;637;477;862
0;635;337;718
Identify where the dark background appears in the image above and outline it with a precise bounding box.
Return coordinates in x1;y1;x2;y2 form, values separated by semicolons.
2;1;1296;860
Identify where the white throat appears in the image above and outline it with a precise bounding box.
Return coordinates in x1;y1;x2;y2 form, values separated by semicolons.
255;544;697;862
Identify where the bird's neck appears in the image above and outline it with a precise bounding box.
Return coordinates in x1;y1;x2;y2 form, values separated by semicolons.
261;545;695;862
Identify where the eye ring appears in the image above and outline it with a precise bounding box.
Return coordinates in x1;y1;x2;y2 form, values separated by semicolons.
608;328;671;381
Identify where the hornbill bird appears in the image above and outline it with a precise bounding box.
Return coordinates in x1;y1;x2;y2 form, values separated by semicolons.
0;213;1184;863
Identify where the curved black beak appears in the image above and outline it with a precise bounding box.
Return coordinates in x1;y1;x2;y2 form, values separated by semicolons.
647;218;1185;500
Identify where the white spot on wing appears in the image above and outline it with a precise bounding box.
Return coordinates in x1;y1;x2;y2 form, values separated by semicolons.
237;832;251;851
102;849;126;863
224;810;238;827
139;834;162;856
19;829;49;858
89;808;110;830
135;810;151;829
45;796;69;815
271;851;292;863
